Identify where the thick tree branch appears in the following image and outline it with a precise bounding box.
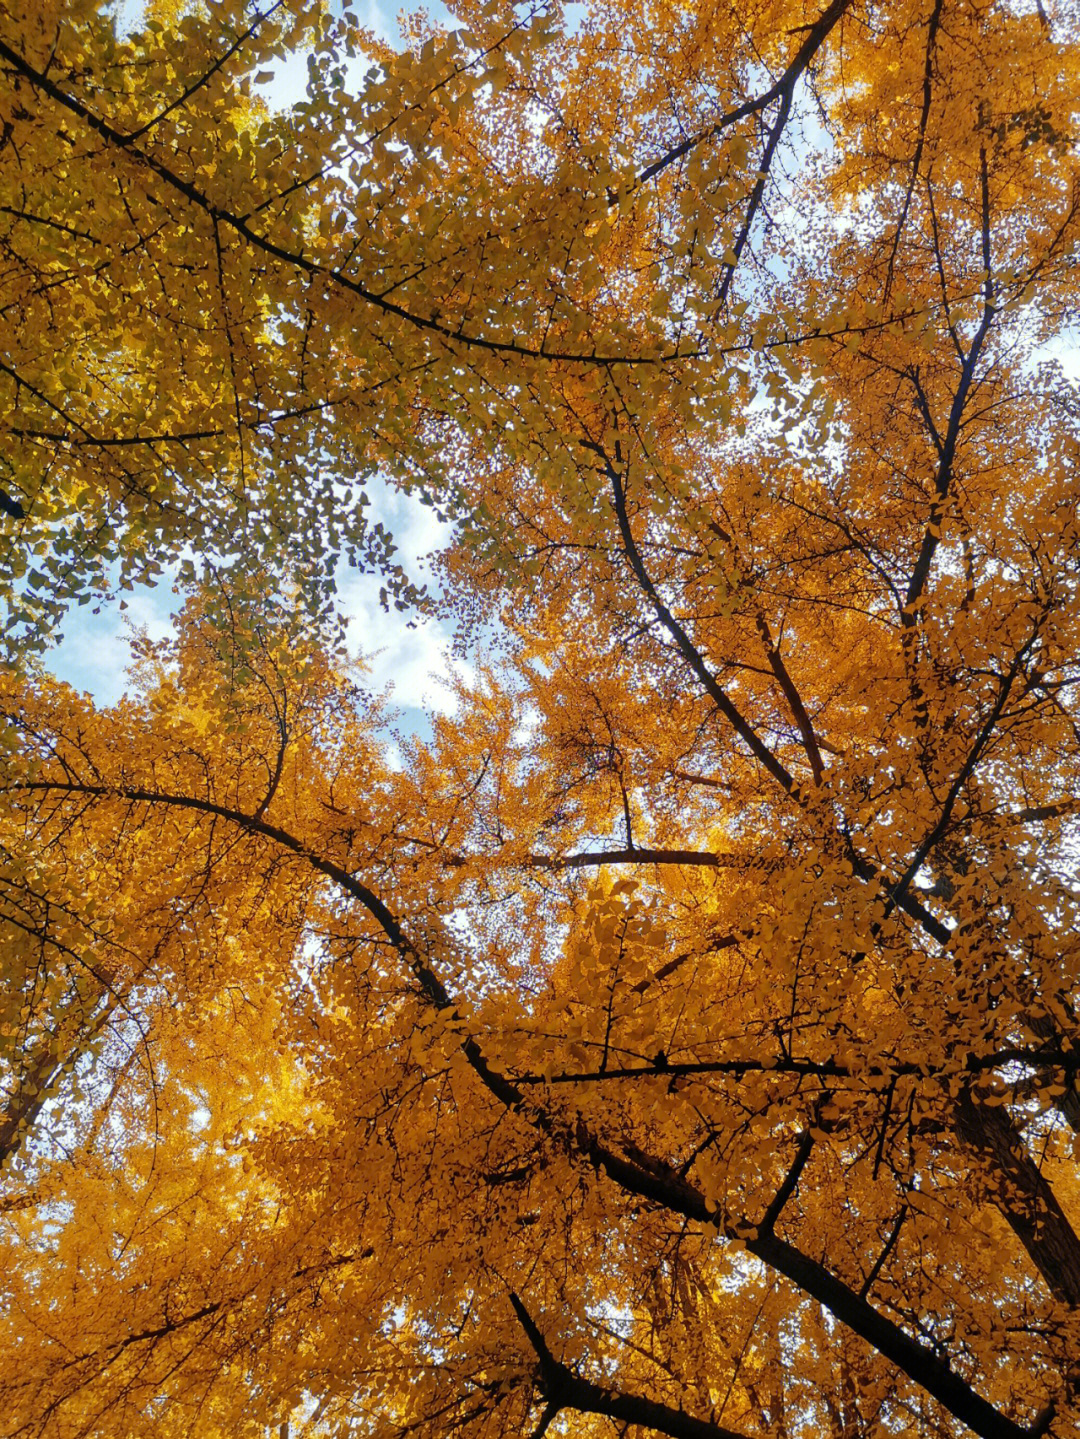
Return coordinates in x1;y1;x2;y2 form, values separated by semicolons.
0;37;677;369
5;776;1050;1439
753;610;826;781
532;847;747;870
603;452;799;799
634;0;852;190
860;1207;908;1300
956;1089;1080;1309
902;149;998;629
758;1129;815;1236
887;632;1036;918
883;0;944;299
509;1293;750;1439
599;448;953;946
511;1045;1080;1087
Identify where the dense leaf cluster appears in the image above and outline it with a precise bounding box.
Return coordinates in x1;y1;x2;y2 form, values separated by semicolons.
2;1;1080;1438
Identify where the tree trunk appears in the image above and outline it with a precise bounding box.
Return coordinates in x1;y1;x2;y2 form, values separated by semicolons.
956;1088;1080;1308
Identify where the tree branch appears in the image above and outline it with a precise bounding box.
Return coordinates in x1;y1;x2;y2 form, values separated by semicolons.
633;0;852;190
0;37;676;369
509;1293;749;1439
7;776;1047;1439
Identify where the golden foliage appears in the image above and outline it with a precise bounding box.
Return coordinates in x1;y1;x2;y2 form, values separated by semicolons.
2;1;1080;1438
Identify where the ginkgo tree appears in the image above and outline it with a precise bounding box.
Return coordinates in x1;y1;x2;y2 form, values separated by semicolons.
3;0;1080;1437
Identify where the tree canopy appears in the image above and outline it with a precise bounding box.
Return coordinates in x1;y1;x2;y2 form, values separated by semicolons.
2;1;1080;1438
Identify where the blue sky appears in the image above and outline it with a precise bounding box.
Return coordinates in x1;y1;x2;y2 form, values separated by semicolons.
45;480;471;731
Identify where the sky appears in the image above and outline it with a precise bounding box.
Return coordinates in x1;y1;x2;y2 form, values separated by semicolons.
44;0;465;737
44;480;472;735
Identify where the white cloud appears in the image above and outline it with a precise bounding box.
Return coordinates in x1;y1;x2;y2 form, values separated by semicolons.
1032;330;1080;381
338;481;470;720
341;584;469;718
40;480;467;738
46;581;177;707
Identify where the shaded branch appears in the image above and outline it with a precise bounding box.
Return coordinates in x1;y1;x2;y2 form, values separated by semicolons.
532;847;747;870
509;1294;749;1439
758;1129;815;1236
6;776;1046;1439
0;37;676;369
634;0;852;190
